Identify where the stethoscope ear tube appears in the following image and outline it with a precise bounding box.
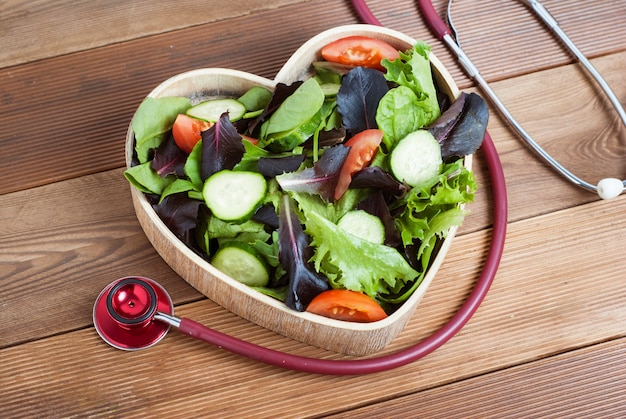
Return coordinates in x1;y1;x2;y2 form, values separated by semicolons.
415;0;625;199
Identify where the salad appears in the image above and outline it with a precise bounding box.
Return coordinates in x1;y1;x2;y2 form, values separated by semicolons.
125;36;488;323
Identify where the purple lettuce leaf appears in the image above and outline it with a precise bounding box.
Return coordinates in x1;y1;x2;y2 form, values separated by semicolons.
337;67;389;135
252;203;279;230
201;113;245;181
257;154;306;178
356;190;402;247
151;134;187;177
153;193;202;245
350;166;408;196
275;144;350;202
427;92;489;160
278;194;329;311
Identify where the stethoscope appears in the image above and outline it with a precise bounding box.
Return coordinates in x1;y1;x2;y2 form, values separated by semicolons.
414;0;626;200
93;0;523;375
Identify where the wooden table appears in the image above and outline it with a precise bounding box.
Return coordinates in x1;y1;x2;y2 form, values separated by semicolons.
2;0;625;416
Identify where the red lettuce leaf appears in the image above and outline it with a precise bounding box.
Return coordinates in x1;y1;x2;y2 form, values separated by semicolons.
278;194;329;311
151;134;187;177
201;113;245;181
257;154;306;178
427;92;488;160
350;166;408;196
356;190;402;247
153;193;202;245
276;144;350;202
337;67;389;135
252;203;279;230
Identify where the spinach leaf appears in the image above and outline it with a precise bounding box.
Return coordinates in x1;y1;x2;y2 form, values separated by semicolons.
262;78;325;137
262;98;335;152
124;161;174;195
131;96;190;163
237;86;273;112
159;179;198;204
183;140;204;190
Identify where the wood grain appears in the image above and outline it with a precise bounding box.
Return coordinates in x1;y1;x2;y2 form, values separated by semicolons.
1;0;625;196
2;0;626;416
0;0;309;67
1;194;625;417
0;169;203;348
325;338;626;418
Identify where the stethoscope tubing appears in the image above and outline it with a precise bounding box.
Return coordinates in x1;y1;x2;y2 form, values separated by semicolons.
158;1;511;372
519;0;626;126
97;1;509;375
151;131;507;375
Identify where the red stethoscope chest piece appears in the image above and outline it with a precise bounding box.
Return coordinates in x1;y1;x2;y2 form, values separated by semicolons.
93;276;174;350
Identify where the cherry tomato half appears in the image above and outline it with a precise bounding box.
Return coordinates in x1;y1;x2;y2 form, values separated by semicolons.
306;289;388;323
334;129;383;200
241;134;259;146
172;114;212;154
321;36;400;71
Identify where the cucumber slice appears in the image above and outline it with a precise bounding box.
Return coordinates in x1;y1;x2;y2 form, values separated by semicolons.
337;210;385;244
203;170;267;221
187;98;246;123
211;242;270;286
390;130;442;187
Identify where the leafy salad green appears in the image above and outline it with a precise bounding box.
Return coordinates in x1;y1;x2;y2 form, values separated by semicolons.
124;39;488;316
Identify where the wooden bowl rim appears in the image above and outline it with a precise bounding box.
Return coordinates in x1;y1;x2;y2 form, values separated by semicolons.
124;24;471;353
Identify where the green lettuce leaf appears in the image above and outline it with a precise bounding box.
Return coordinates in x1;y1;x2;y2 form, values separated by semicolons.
124;161;174;195
263;78;324;135
396;160;476;252
377;41;441;150
305;211;419;299
131;96;191;163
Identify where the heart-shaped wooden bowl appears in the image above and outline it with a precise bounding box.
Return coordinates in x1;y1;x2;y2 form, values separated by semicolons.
125;24;469;356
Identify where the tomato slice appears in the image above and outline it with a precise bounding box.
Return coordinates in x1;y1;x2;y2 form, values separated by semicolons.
321;36;400;70
306;289;388;323
172;114;212;154
241;134;259;146
334;129;383;200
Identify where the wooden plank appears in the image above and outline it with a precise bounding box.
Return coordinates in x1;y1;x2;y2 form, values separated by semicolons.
0;0;309;68
441;0;626;81
1;194;625;416
1;46;623;231
0;169;203;348
325;338;626;418
1;0;625;197
0;0;361;197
